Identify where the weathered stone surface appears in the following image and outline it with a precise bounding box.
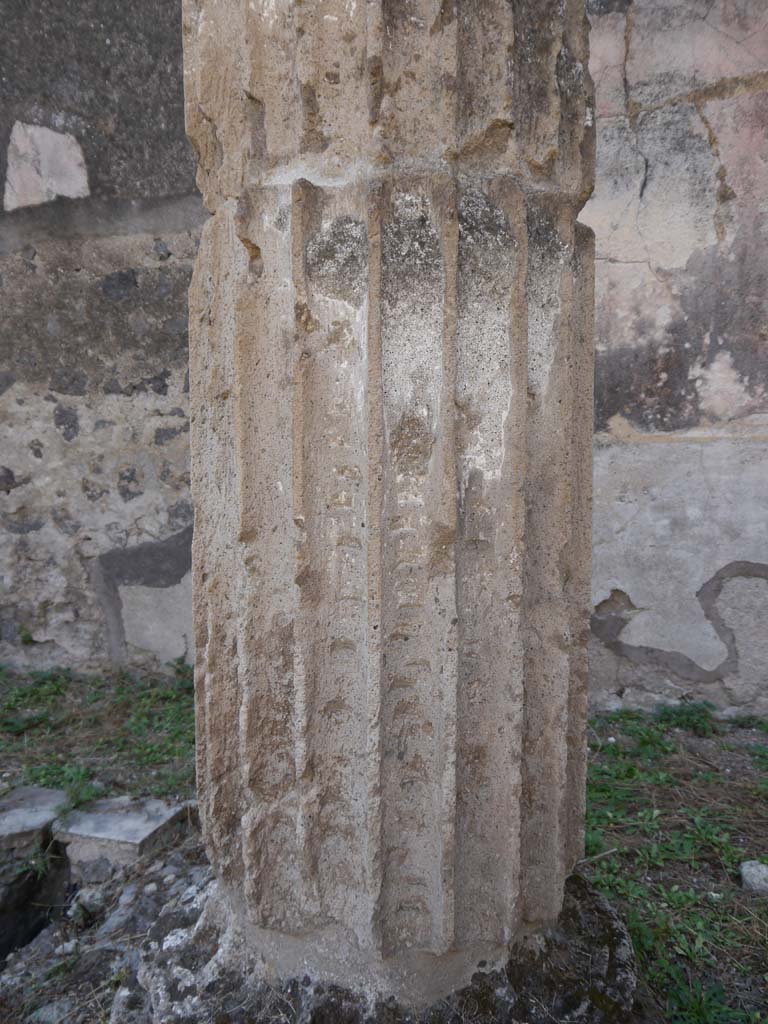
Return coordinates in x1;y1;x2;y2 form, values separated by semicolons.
54;797;187;880
0;786;66;854
0;224;200;670
0;827;208;1022
184;0;594;1006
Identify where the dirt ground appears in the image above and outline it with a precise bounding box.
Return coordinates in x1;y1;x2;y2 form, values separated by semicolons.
0;666;766;1023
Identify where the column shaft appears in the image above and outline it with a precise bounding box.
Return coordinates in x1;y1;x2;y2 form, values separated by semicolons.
183;0;594;1004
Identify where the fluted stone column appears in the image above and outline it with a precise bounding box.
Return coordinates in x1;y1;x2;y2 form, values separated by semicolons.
182;0;594;1007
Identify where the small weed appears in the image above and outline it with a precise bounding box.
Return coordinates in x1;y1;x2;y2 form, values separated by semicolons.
731;715;768;735
19;847;52;881
18;626;35;646
43;953;79;981
172;656;194;692
747;744;768;771
0;709;51;735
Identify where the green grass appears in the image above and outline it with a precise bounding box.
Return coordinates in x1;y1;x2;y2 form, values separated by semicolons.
656;700;721;737
1;666;765;1021
0;660;195;802
585;705;768;1023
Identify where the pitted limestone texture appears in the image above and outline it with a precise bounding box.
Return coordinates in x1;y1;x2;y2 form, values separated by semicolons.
183;0;595;1006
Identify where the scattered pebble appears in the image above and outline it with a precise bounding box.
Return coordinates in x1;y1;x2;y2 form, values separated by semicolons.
740;861;768;895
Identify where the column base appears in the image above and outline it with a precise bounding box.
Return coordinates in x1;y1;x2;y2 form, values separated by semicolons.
134;876;637;1023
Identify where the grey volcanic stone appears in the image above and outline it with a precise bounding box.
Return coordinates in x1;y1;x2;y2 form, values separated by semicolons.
740;861;768;894
0;0;195;200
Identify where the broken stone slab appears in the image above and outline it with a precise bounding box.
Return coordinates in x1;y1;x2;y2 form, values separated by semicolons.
54;797;188;882
0;787;70;959
0;786;67;857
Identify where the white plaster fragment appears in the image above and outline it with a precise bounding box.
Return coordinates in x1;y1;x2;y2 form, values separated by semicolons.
693;350;758;422
120;572;195;662
4;121;89;212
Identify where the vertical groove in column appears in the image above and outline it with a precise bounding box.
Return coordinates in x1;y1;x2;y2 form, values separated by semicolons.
366;183;386;953
288;178;314;917
453;179;526;946
292;178;373;933
519;196;580;926
377;177;456;955
563;222;595;870
434;179;459;955
230;186;305;929
190;208;246;887
188;214;214;850
454;0;515;156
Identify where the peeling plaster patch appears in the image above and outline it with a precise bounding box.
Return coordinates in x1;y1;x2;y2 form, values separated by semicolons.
582;106;718;272
592;439;768;671
635;106;719;270
591;561;768;717
121;572;194;663
4;122;89;212
718;576;768;713
626;2;768;109
94;526;193;662
693;349;759;421
594;221;768;432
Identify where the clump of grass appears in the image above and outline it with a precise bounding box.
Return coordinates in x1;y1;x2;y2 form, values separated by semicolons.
585;706;768;1024
25;762;101;809
656;700;720;737
0;663;196;801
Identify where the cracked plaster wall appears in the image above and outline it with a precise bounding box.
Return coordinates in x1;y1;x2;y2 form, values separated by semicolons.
0;0;766;712
584;0;768;714
0;0;203;672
